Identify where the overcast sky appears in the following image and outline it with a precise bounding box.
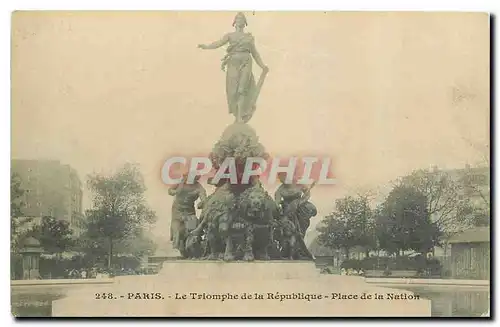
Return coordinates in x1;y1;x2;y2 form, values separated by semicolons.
11;12;489;244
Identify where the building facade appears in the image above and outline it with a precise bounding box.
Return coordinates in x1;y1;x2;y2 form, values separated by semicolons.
449;227;490;280
11;159;84;236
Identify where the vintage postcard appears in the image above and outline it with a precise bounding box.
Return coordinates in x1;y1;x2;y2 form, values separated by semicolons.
10;11;490;317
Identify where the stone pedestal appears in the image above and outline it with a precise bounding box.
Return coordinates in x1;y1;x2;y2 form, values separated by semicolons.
52;261;431;317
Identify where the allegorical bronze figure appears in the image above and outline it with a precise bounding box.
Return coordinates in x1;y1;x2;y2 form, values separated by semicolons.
198;12;269;123
168;173;206;256
170;13;316;262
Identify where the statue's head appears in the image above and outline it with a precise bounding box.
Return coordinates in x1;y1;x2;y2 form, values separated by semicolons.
232;12;248;28
298;201;318;218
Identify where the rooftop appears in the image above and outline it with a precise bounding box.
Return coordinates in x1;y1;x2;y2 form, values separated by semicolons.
448;227;490;244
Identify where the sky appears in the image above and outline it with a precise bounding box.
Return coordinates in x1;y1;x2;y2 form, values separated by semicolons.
11;11;490;246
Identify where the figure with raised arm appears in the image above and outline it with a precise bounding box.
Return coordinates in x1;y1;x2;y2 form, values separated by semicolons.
198;12;269;123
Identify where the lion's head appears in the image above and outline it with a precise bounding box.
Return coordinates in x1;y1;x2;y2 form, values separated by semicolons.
238;186;272;222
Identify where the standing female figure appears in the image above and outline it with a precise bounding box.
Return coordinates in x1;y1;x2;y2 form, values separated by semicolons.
198;12;269;123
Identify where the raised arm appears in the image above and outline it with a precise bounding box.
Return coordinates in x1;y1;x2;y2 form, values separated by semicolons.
198;33;230;50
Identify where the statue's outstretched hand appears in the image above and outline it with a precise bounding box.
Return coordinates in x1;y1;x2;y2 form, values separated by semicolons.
198;44;208;49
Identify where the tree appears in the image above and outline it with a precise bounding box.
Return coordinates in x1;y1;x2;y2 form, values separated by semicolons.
25;216;75;254
308;236;337;257
115;232;157;258
76;230;157;267
398;168;470;251
11;173;25;252
456;200;490;228
84;163;157;268
317;195;376;258
376;185;440;255
460;165;490;227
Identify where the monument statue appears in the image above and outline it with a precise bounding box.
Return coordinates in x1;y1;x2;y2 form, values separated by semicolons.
275;174;318;238
167;12;317;262
177;170;317;261
198;12;269;123
274;174;318;259
168;174;206;257
191;179;237;260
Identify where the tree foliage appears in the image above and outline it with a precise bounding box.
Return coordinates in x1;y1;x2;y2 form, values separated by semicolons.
77;229;157;265
27;216;74;253
460;166;490;226
316;165;490;259
115;232;157;258
456;200;490;228
317;195;375;257
399;169;466;237
11;173;25;252
376;185;440;255
83;163;157;267
399;167;490;242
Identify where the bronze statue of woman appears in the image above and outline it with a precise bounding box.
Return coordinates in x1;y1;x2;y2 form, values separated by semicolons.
198;12;269;123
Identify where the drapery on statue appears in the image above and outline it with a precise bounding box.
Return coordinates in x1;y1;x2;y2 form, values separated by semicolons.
169;13;316;262
168;174;207;256
198;12;269;123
